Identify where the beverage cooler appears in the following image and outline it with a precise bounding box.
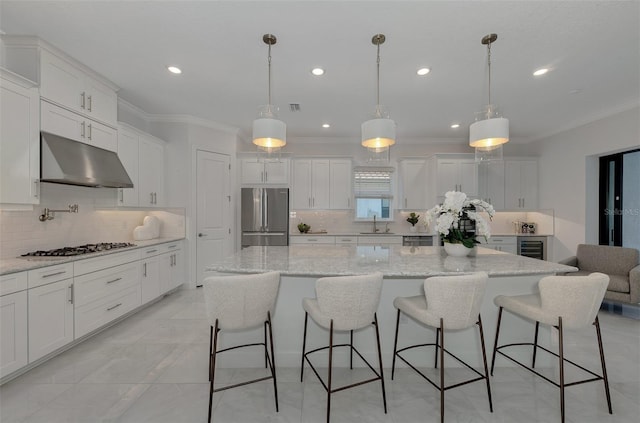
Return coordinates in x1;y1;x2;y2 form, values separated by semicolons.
517;236;547;260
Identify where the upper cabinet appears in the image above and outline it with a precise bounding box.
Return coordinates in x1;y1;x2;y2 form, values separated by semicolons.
329;159;352;209
2;36;119;128
398;159;428;210
426;155;478;202
38;49;117;126
292;158;351;210
117;124;165;207
40;100;117;152
292;159;330;209
477;161;506;210
0;69;40;205
240;158;290;185
504;159;538;209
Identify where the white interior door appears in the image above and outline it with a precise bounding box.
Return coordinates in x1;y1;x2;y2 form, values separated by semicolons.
196;150;231;287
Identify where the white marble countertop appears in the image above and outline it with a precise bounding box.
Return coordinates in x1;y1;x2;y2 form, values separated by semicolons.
290;232;553;237
0;237;185;276
208;245;575;278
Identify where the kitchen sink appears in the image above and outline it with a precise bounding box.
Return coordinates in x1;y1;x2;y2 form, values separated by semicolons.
359;232;395;235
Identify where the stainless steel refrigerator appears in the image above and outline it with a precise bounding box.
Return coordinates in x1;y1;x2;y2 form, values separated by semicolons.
241;188;289;248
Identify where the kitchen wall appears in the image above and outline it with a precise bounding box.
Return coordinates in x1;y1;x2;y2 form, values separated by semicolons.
529;105;639;261
0;183;185;260
290;209;555;237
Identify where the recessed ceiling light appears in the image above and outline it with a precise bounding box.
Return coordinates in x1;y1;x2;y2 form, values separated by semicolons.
167;66;182;74
450;123;460;129
533;68;549;76
322;123;331;128
311;68;325;76
417;67;431;76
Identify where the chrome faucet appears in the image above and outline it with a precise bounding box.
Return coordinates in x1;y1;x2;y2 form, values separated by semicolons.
373;215;380;233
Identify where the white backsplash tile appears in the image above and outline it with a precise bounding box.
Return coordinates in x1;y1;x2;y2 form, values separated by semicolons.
0;184;185;259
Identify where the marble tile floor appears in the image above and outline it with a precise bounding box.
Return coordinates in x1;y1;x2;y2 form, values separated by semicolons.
1;288;638;423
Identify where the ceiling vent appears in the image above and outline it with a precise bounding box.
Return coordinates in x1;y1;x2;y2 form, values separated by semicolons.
289;103;301;112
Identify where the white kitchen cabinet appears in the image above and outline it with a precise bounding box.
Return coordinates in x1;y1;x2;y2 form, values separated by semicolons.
292;159;330;209
116;127;139;206
138;135;165;207
140;247;162;304
0;69;40;205
73;250;142;341
117;124;165;207
0;290;28;377
399;159;428;210
41;100;117;152
357;235;403;245
240;158;290;185
478;236;517;254
28;278;74;362
292;159;349;210
477;161;505;210
435;158;478;197
159;242;183;294
2;39;119;127
504;160;538;209
289;236;336;245
329;159;352;209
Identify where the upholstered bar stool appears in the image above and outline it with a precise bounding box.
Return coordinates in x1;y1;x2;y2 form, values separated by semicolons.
491;272;612;423
300;272;386;423
391;272;493;423
202;271;281;423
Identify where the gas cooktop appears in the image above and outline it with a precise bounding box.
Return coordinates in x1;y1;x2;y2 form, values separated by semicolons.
21;242;136;257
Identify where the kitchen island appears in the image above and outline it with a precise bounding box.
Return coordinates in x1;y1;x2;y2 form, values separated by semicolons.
207;245;577;368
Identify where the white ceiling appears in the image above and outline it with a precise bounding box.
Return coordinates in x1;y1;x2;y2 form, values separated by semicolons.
1;1;638;145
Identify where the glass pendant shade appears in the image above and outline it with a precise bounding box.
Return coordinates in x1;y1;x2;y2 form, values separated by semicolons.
469;116;509;148
361;117;396;150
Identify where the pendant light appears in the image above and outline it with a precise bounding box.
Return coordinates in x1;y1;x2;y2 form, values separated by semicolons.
469;33;509;162
253;34;286;153
362;34;396;157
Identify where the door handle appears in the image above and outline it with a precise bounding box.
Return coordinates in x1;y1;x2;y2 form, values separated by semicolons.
198;233;207;237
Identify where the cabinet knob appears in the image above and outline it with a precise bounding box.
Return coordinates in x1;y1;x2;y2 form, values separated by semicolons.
198;233;207;237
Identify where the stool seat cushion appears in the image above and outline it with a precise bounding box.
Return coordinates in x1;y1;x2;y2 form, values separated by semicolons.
203;271;280;331
494;272;609;329
303;272;383;331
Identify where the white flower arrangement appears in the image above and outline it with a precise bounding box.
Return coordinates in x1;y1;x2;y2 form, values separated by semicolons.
425;191;495;248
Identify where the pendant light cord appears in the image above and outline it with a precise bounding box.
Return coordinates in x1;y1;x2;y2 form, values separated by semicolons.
487;41;492;109
375;36;382;118
267;42;272;107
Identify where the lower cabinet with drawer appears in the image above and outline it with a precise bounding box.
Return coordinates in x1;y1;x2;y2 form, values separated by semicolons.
75;285;141;338
290;236;336;245
28;278;74;362
478;236;517;254
73;261;141;338
0;289;28;377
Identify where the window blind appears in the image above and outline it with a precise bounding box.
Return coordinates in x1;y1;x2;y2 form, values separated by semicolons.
354;167;393;198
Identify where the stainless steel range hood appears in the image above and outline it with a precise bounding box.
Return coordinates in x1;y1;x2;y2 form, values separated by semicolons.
40;132;133;188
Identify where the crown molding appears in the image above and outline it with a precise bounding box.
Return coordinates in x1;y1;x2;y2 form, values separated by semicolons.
117;98;240;135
